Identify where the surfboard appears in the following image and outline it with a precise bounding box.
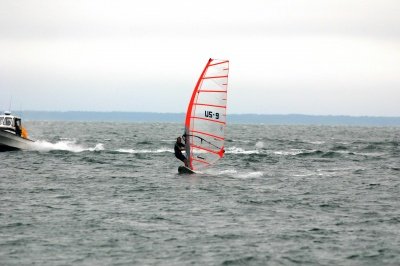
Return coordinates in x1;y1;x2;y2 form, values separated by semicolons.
178;58;229;174
178;165;196;174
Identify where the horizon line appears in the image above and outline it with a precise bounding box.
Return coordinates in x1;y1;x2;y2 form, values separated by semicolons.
8;110;400;118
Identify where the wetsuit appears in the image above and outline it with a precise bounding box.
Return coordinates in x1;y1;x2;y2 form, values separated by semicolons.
174;142;186;163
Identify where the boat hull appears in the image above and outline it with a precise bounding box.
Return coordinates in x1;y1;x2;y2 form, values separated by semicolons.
0;130;35;151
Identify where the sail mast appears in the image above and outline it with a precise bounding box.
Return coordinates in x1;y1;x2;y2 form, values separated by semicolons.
184;58;213;169
185;58;212;129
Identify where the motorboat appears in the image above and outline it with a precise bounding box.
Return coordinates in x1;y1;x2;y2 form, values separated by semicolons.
0;111;35;151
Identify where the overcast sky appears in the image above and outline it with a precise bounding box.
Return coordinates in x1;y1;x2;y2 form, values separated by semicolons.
1;0;399;116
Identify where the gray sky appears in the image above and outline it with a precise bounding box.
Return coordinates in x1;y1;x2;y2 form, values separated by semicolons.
1;0;399;116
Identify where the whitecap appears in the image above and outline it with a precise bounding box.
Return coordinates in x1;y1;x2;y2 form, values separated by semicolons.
226;146;260;154
237;171;264;179
255;141;264;149
308;140;325;145
274;149;304;156
218;169;238;175
89;143;105;152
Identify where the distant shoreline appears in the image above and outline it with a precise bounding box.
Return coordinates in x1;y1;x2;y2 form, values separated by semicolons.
11;111;400;126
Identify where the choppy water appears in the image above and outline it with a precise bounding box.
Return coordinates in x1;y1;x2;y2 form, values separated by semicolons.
1;122;399;265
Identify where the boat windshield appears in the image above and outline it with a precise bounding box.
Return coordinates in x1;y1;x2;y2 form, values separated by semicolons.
0;117;3;125
4;117;13;126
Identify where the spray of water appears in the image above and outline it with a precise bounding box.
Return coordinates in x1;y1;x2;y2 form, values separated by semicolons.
32;140;104;152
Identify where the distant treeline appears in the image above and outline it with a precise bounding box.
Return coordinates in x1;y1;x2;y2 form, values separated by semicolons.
13;111;400;126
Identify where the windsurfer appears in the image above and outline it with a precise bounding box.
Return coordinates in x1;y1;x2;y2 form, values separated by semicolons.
174;136;189;167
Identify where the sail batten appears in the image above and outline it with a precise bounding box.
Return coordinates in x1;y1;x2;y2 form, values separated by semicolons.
184;58;229;171
209;60;229;66
190;116;226;125
190;144;220;155
190;130;225;140
198;90;227;93
194;103;226;109
203;75;228;79
192;158;210;165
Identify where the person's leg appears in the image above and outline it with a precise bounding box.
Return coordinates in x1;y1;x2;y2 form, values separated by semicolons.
176;153;187;166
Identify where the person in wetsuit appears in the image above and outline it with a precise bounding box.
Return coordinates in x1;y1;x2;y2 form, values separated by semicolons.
174;136;189;167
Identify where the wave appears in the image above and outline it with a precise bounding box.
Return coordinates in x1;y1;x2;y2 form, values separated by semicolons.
32;140;104;152
353;140;399;148
274;149;305;156
217;169;238;175
255;141;264;149
225;147;260;154
307;140;325;145
209;169;264;179
237;171;264;178
332;145;348;150
225;139;252;143
227;147;342;157
136;141;152;145
295;150;345;158
273;149;348;158
352;151;387;157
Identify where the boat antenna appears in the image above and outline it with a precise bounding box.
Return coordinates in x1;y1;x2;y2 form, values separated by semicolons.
19;103;23;118
8;95;12;112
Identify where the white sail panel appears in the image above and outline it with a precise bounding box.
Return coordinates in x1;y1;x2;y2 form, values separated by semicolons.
185;59;229;170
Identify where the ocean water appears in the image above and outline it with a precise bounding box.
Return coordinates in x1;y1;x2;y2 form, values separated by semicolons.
1;121;399;265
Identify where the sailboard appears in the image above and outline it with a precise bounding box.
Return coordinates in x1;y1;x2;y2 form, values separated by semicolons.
178;165;196;174
179;58;229;174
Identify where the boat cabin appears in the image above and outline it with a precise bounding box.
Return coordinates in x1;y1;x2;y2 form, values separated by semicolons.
0;111;23;136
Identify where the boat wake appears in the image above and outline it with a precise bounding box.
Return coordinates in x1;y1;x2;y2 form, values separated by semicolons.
32;140;104;152
116;147;172;154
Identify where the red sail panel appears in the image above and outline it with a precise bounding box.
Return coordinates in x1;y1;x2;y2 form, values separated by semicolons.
184;58;229;171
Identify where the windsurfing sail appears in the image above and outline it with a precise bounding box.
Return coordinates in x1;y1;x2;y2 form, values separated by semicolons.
184;58;229;171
